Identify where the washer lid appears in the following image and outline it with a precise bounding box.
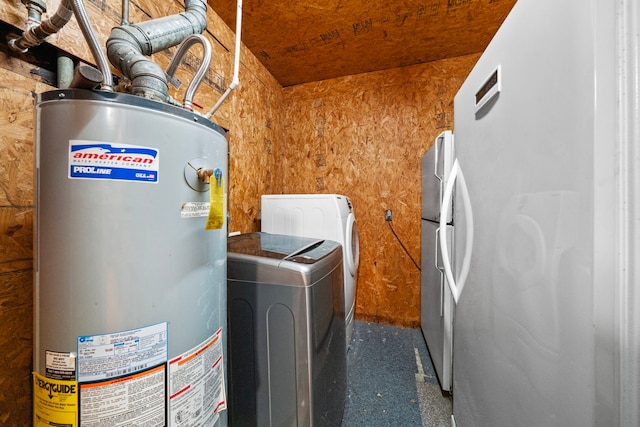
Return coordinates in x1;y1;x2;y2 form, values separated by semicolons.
227;232;343;286
227;232;336;263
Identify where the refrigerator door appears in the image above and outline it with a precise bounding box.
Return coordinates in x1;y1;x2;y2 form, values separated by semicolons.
450;0;617;425
421;131;454;222
420;219;453;392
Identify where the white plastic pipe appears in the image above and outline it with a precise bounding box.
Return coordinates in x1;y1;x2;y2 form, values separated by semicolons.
205;0;242;118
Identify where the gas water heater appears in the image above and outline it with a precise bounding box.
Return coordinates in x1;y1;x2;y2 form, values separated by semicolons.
33;89;228;426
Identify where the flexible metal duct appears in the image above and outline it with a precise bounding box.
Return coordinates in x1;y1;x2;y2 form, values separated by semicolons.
69;0;113;90
165;34;212;111
106;0;208;102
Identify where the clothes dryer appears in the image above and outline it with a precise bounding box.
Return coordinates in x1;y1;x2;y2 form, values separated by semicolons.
261;194;360;347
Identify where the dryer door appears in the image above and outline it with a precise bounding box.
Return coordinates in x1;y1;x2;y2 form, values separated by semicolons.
345;213;359;277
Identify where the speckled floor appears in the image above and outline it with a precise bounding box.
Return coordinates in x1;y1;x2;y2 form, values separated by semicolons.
341;321;452;427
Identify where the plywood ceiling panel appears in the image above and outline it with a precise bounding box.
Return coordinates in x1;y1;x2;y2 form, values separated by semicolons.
208;0;517;86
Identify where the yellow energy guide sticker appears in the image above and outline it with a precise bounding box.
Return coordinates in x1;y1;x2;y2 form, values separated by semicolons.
33;372;78;426
206;175;225;230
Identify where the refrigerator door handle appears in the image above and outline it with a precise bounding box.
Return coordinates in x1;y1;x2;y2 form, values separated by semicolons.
435;227;444;317
439;159;474;304
434;134;443;182
435;225;453;316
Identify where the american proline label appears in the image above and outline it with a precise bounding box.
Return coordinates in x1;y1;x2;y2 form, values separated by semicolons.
68;140;159;183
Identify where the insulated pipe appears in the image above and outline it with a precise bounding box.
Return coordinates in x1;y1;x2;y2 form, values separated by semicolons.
165;34;212;111
106;0;208;101
205;0;242;119
8;0;72;53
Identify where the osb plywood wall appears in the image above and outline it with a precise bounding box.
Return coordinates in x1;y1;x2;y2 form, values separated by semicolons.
0;59;50;427
0;0;280;424
281;54;479;327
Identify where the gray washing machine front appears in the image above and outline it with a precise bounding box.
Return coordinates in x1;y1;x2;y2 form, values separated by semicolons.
227;232;346;427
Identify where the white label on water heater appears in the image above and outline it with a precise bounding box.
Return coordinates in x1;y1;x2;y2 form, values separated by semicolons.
180;202;211;218
68;140;159;183
76;322;168;383
45;350;76;380
169;328;226;426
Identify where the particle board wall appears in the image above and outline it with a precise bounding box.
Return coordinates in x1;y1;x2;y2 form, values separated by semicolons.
0;1;281;423
0;57;52;426
281;54;480;327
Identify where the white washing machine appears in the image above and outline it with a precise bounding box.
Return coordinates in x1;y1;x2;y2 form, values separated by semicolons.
261;194;360;347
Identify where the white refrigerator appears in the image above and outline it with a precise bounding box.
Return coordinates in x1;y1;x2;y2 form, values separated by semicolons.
442;0;640;425
420;130;455;392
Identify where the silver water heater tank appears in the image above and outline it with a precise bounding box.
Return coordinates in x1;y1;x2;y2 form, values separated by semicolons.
32;89;228;427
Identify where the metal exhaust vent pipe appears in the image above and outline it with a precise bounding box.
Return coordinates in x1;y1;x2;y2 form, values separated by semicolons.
106;0;208;102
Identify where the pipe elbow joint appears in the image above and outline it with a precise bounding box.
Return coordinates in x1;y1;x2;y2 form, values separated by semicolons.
126;59;168;102
107;32;169;102
131;74;168;101
184;0;208;32
105;0;208;101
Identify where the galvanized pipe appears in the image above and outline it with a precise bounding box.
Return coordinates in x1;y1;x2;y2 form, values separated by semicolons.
9;0;72;53
23;0;47;28
106;0;208;101
121;0;129;26
56;54;74;88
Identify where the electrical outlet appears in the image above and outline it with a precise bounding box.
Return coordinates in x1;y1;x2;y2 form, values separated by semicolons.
385;209;392;222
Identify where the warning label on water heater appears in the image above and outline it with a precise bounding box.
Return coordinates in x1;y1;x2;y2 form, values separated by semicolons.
77;322;167;383
169;328;226;426
68;140;159;183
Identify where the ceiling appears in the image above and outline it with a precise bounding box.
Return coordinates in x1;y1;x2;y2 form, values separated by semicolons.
208;0;517;87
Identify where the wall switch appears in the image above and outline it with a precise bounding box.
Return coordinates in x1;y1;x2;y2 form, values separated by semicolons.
385;209;392;221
